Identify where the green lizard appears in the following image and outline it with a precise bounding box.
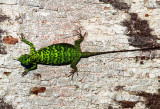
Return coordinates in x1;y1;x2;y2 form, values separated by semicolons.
16;29;160;79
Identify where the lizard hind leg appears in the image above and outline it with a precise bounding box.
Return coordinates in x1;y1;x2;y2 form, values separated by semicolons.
68;57;81;80
74;28;87;50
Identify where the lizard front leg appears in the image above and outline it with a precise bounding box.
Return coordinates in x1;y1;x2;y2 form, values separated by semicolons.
20;33;36;54
22;63;37;76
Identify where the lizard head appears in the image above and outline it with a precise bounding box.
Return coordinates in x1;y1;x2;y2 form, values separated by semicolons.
18;54;31;65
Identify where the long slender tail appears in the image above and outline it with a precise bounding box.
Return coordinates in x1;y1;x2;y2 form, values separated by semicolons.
81;46;160;58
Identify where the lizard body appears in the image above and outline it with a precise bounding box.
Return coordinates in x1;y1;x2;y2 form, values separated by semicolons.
17;29;160;79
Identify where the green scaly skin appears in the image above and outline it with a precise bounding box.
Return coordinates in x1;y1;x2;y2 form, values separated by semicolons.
19;30;87;79
18;29;160;79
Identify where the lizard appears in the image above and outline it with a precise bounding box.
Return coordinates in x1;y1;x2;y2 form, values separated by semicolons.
16;28;160;79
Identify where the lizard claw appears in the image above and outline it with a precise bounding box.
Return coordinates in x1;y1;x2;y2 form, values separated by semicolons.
68;73;74;80
68;70;78;80
19;33;25;41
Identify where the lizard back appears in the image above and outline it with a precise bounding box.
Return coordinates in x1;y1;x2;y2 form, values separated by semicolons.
35;43;81;65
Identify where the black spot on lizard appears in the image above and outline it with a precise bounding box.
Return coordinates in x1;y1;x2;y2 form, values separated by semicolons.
16;28;160;79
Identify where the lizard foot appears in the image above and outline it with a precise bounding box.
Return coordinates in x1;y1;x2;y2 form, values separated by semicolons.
68;70;78;80
22;71;28;77
76;28;86;39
